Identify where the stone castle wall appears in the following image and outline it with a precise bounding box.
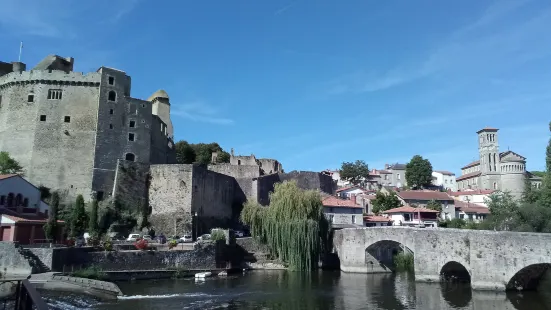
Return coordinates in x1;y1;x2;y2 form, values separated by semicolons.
0;70;102;201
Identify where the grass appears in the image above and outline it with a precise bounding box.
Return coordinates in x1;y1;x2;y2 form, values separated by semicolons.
168;267;189;279
394;252;414;272
71;266;107;281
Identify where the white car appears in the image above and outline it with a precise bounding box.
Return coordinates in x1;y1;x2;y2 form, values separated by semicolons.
179;235;193;243
234;230;244;238
126;234;141;242
142;235;152;241
197;234;211;241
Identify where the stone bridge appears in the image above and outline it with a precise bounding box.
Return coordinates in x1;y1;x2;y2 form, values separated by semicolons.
333;227;551;291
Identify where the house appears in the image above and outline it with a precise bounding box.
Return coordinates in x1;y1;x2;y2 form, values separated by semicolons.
322;196;364;228
322;170;351;188
432;171;457;191
336;186;366;199
356;193;377;214
0;174;60;244
395;190;456;220
364;215;392;227
382;206;439;227
448;189;494;207
453;200;490;222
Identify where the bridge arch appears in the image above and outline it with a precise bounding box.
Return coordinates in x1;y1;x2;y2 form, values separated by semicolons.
506;263;551;291
365;240;413;272
440;261;471;283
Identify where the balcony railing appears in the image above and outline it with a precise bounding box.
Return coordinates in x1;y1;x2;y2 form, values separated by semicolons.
0;279;48;310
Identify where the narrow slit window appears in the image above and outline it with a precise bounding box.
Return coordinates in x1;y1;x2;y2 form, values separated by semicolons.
109;109;114;115
28;94;34;102
109;124;113;129
129;120;136;128
128;133;135;141
108;76;115;85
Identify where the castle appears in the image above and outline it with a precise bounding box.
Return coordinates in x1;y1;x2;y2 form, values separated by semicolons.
0;55;176;201
456;127;542;198
0;55;336;236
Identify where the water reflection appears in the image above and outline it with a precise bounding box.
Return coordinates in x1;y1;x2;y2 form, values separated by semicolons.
48;270;551;310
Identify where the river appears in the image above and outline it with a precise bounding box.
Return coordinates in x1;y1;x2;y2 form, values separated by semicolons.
43;270;551;310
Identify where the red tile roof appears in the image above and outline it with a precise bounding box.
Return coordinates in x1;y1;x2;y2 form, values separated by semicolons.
434;170;455;176
461;160;480;169
322;196;362;208
454;201;490;214
448;189;494;196
456;171;481;181
396;190;453;201
0;174;17;180
378;170;392;174
1;214;64;224
383;206;440;214
364;215;391;222
336;186;365;193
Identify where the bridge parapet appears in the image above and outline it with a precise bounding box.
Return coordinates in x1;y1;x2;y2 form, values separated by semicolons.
333;227;551;291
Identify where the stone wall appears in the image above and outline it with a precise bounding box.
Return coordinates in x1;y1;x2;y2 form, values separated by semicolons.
0;242;33;276
148;164;194;235
208;164;260;202
256;171;337;206
112;160;150;210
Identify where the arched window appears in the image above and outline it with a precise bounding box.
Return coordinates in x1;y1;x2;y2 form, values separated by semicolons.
7;193;14;208
125;153;135;162
23;198;29;208
108;91;116;101
15;194;23;206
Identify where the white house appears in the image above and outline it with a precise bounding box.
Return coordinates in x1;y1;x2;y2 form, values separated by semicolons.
432;171;457;191
448;189;494;207
322;196;364;228
336;186;367;199
382;206;439;228
454;200;490;222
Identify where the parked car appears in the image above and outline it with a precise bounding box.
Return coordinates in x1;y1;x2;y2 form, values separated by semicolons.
179;235;193;243
234;230;244;238
126;234;141;242
142;235;152;241
197;234;211;241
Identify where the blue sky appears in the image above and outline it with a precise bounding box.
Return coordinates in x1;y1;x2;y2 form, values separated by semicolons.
1;0;550;174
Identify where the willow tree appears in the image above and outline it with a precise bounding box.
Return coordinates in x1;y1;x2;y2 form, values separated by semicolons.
241;181;330;271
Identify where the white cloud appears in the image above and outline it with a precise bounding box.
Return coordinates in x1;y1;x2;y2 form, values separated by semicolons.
172;101;234;125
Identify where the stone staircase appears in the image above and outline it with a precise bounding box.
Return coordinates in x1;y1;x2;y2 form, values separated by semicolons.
14;243;51;274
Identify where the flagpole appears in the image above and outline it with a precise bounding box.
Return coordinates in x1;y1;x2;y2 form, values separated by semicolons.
18;42;23;62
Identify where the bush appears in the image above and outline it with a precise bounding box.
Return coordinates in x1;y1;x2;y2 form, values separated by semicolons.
210;229;226;242
168;239;178;250
394;252;414;272
71;266;107;280
101;238;113;251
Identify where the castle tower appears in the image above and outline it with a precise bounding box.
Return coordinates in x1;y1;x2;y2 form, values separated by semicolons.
148;89;173;139
477;127;501;190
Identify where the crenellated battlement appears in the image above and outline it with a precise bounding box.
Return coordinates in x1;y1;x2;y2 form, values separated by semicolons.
0;70;101;89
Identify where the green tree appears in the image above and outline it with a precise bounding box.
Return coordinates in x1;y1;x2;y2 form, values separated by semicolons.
70;195;88;238
339;160;370;186
426;200;442;212
175;141;196;164
240;181;330;271
0;151;24;175
371;191;403;214
530;171;546;178
405;155;433;189
174;141;231;165
540;121;551;208
88;199;99;236
522;176;540;204
44;192;60;242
